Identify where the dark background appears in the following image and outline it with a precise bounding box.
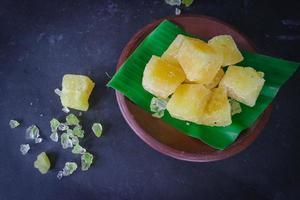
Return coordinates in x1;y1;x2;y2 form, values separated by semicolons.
0;0;299;199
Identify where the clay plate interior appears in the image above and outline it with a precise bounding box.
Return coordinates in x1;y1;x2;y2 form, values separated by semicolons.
115;15;272;162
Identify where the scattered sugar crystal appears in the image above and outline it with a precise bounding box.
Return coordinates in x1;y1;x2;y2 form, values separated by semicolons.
57;171;63;180
92;123;103;137
35;137;43;143
182;0;194;7
175;8;181;15
50;131;59;142
75;124;82;129
54;88;62;96
9;120;20;129
105;72;112;79
25;125;40;139
61;133;73;149
62;106;70;113
20;144;30;155
62;162;77;176
34;152;50;174
78;112;82;116
72;144;86;154
73;126;85;138
58;123;69;131
165;0;181;6
66;129;73;135
81;152;94;171
50;118;60;132
57;163;78;180
66;129;79;145
150;97;168;113
72;137;79;145
66;114;79;125
40;113;44;117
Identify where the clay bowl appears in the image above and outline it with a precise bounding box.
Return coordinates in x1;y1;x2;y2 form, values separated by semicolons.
115;15;272;162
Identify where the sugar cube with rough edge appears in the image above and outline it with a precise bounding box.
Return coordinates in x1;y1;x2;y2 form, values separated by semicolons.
60;74;95;111
166;84;211;124
219;65;265;107
199;87;232;127
208;35;244;66
142;55;186;99
177;38;223;83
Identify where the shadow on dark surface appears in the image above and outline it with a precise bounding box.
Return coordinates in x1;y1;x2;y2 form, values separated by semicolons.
47;151;57;169
89;68;112;110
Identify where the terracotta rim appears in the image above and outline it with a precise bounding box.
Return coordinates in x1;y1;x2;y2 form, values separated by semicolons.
115;15;272;162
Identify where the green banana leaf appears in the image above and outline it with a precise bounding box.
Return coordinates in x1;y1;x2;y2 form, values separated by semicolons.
108;20;299;150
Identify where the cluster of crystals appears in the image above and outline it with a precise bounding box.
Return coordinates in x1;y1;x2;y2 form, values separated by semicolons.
49;113;98;179
150;97;168;118
9;120;41;155
50;114;86;152
10;111;101;178
26;125;43;144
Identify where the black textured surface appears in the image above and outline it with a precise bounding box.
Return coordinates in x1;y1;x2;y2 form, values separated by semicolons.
0;0;299;200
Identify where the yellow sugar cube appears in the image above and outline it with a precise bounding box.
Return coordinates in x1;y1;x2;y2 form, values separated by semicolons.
60;74;95;111
208;35;244;66
204;68;225;89
177;38;223;84
142;55;186;99
162;34;188;66
200;87;232;126
219;65;265;107
166;84;211;124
